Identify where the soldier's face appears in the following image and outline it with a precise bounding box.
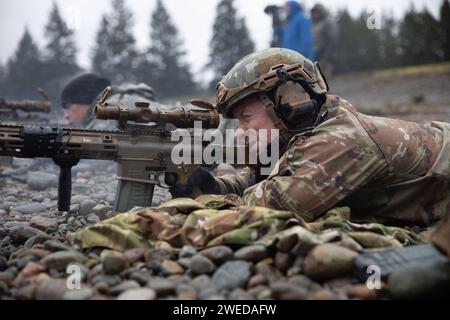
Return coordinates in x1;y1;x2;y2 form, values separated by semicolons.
64;103;89;126
233;95;275;153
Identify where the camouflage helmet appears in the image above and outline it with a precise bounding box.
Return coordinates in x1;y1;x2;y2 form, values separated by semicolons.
216;48;329;118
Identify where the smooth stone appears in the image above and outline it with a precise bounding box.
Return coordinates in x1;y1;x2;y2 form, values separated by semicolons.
211;261;251;292
145;248;174;262
123;248;146;264
117;288;156;300
101;251;128;275
312;289;339;300
270;281;309;300
288;274;322;292
70;195;90;205
160;260;184;276
63;288;94;300
148;278;176;297
27;172;58;191
303;244;358;281
86;213;100;224
24;233;53;248
109;280;141;295
179;245;197;258
234;245;268;262
199;246;234;264
228;288;254;300
0;256;8;271
35;279;69;300
43;240;72;252
9;226;46;244
190;275;212;292
41;251;88;271
274;251;293;272
177;257;192;269
79;199;97;216
190;255;216;275
30;216;58;231
13;203;47;215
129;271;151;286
346;284;379;300
198;287;220;300
247;274;268;288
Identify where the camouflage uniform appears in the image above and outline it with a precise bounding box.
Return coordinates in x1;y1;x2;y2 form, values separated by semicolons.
218;95;450;226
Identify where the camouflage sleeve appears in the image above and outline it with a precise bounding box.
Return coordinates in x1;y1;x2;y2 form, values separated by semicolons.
215;167;254;196
242;122;388;222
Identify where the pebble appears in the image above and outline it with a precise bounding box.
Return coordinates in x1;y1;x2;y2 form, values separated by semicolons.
234;245;268;262
346;284;379;300
79;199;98;216
160;260;184;276
190;255;216;275
199;246;234;264
211;261;251;292
27;172;58;191
13;203;47;215
63;288;94;300
109;280;141;295
270;281;309;300
43;240;72;252
41;251;88;271
123;248;146;265
101;251;129;275
179;245;197;258
274;251;293;272
117;288;156;300
35;279;69;300
148;277;176;297
30;216;58;231
9;226;46;244
303;244;358;281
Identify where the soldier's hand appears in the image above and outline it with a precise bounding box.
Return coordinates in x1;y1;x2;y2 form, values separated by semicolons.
169;167;221;198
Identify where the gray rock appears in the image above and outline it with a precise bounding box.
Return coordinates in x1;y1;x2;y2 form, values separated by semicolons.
190;255;216;275
303;244;358;281
79;199;97;216
63;288;94;300
9;226;46;244
35;279;69;300
270;281;309;300
117;288;156;300
212;261;251;292
191;275;212;292
148;277;176;297
86;213;100;225
199;246;234;264
27;172;58;191
41;251;88;271
43;240;72;252
129;271;151;286
70;195;90;205
229;288;254;300
179;245;197;258
13;203;47;215
0;256;7;271
30;216;58;231
160;260;184;276
101;251;128;275
234;245;268;262
109;280;141;295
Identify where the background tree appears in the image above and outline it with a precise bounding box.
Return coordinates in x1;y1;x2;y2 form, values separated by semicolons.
398;6;442;66
440;0;450;61
139;0;196;98
4;28;44;100
335;9;359;74
378;13;400;69
91;0;138;84
208;0;255;87
43;2;80;105
0;63;5;97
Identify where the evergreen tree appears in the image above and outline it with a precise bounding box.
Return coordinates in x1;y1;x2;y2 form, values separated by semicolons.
0;63;5;97
354;11;382;71
335;9;359;74
378;13;400;69
91;0;138;84
43;2;79;104
398;7;442;66
440;0;450;60
208;0;255;86
140;0;196;98
5;28;44;99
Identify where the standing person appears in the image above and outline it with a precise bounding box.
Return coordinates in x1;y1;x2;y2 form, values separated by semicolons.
275;1;315;60
311;3;338;78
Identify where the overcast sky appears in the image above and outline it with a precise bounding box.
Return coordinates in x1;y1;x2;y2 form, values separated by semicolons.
0;0;442;82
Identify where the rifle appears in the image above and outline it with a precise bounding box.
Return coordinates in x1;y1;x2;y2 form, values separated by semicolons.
0;88;52;114
0;87;229;213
